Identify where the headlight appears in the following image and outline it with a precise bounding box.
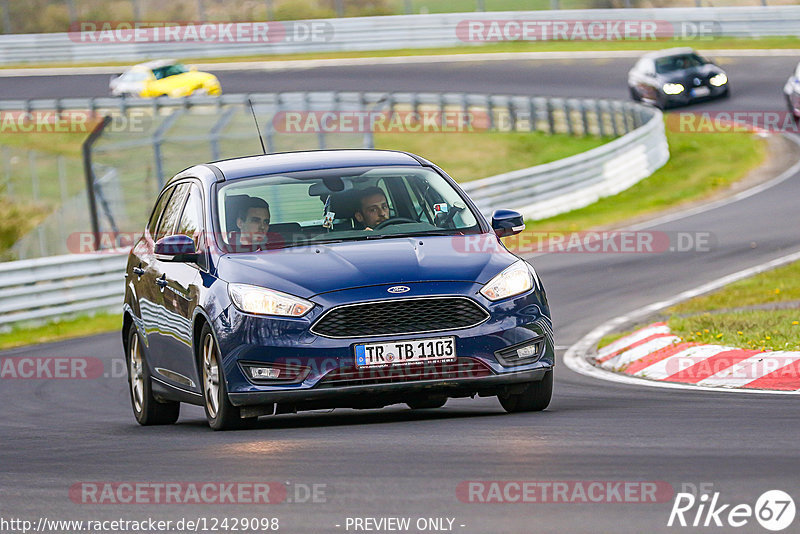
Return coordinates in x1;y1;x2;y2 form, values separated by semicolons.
480;260;534;301
662;83;685;95
709;73;728;87
228;283;314;317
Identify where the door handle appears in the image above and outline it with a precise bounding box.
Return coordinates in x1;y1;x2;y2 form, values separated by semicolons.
132;266;145;276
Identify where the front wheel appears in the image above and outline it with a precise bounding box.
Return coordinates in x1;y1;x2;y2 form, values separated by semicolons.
498;371;553;413
126;326;180;425
200;324;257;431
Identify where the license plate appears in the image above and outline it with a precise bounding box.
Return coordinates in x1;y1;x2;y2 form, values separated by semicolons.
691;86;710;97
354;337;456;368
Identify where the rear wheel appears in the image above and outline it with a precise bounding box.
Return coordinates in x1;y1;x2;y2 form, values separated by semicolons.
126;326;180;425
498;371;553;413
407;397;447;410
200;324;257;431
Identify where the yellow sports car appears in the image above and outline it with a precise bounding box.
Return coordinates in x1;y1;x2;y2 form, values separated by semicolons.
109;59;221;98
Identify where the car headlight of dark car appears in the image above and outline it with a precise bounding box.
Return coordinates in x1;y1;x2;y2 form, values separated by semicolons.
709;73;728;87
228;283;314;317
479;260;535;301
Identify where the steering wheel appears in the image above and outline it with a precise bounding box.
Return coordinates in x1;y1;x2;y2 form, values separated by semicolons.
374;217;417;230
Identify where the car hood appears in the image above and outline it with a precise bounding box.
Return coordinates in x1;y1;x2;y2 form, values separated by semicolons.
215;234;517;299
660;63;723;84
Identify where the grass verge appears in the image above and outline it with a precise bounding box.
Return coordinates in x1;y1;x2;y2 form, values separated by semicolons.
667;260;800;352
598;261;800;353
374;130;611;181
527;125;766;232
2;37;799;70
0;312;121;351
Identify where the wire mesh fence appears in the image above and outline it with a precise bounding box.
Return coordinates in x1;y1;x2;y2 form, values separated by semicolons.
1;91;654;260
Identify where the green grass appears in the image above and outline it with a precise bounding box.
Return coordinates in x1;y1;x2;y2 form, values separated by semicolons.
375;130;611;181
526;124;766;231
669;310;800;352
0;312;121;351
3;36;799;69
665;260;800;352
670;260;800;314
599;261;800;354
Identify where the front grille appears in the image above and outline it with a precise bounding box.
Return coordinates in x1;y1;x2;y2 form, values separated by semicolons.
310;296;489;338
317;358;493;388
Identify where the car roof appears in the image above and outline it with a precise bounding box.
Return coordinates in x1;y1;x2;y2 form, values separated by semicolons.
204;149;427;181
129;59;179;71
641;47;697;60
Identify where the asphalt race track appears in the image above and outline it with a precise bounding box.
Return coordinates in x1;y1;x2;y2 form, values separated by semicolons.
1;55;800;533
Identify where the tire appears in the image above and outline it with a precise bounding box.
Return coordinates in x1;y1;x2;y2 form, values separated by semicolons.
199;324;257;431
498;371;553;413
629;86;641;102
407;397;447;410
126;326;180;425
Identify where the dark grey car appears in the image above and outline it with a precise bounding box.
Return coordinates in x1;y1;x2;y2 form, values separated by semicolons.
628;47;729;109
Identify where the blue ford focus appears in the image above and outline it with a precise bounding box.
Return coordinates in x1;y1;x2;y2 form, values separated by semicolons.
123;150;554;430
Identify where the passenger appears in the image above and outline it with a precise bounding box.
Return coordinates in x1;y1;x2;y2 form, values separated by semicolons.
354;187;390;230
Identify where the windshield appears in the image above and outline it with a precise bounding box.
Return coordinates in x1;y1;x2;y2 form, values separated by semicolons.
655;54;706;74
152;63;188;80
215;166;481;252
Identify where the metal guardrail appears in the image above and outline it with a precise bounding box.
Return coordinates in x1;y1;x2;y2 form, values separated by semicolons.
463;103;668;220
0;253;126;328
0;7;799;65
0;91;667;327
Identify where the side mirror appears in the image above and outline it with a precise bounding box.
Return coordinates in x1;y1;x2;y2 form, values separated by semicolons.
491;209;525;238
155;235;198;262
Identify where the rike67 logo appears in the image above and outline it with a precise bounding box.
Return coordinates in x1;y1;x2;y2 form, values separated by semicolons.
668;485;796;531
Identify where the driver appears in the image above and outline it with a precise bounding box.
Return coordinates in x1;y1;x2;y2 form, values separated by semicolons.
354;187;390;230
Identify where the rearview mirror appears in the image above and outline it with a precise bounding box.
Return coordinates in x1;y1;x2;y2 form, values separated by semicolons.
155;235;198;262
492;210;525;238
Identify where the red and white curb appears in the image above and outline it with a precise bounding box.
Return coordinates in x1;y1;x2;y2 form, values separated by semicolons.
564;248;800;395
597;323;800;392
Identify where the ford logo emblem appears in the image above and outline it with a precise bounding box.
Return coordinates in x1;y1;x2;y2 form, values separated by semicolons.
387;286;410;294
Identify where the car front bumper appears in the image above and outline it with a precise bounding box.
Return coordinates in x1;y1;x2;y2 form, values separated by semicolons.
212;280;555;408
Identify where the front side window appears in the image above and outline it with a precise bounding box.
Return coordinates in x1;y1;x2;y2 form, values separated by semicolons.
152;63;189;80
215;166;481;252
155;183;190;241
177;183;205;250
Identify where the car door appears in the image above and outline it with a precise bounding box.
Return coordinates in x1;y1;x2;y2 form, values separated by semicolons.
154;181;207;392
145;182;190;377
132;185;175;358
640;60;658;101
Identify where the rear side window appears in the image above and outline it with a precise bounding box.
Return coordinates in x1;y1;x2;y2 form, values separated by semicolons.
155;183;190;241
